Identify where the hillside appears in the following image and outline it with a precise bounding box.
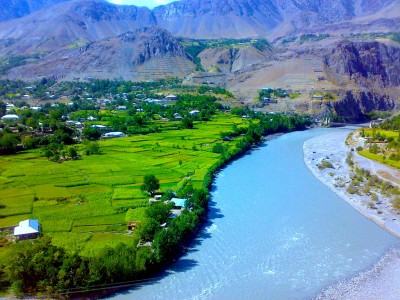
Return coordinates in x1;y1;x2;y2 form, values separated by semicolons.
0;0;155;56
153;0;399;38
0;0;399;57
0;0;69;22
5;27;195;81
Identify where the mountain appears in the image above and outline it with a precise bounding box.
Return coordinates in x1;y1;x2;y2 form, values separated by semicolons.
198;45;273;74
0;0;69;22
153;0;400;38
0;0;155;56
324;40;400;88
0;0;399;56
5;27;195;81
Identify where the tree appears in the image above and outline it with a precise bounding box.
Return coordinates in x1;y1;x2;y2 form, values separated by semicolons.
0;133;19;154
82;127;101;141
66;146;78;159
84;141;101;155
181;117;194;129
141;174;160;195
0;101;6;117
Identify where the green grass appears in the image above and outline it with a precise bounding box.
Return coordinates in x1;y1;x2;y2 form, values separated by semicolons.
0;113;245;257
363;129;399;139
359;151;400;169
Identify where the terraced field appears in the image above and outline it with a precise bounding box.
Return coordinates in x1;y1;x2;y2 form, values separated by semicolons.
0;113;246;259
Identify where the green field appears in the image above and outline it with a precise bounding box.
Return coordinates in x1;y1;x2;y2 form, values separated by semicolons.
363;128;399;139
358;128;400;169
0;113;245;260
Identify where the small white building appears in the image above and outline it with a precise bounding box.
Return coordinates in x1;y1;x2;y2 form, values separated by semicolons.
189;110;200;116
104;132;125;138
91;124;107;130
2;114;19;121
14;219;40;240
165;94;178;101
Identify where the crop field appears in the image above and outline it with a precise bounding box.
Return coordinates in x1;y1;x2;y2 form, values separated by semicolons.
0;113;245;260
363;129;399;139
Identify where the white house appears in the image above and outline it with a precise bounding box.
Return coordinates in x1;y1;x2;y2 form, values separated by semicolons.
91;124;107;130
165;94;178;101
2;114;19;121
104;132;125;138
189;110;200;116
14;219;40;240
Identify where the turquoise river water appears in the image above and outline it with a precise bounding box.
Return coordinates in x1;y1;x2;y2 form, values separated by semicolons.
110;127;400;299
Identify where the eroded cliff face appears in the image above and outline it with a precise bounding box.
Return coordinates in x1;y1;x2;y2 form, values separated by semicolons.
323;40;400;121
329;90;396;122
324;40;400;88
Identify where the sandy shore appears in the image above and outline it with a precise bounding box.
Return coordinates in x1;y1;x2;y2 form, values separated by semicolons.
304;130;400;238
304;129;400;299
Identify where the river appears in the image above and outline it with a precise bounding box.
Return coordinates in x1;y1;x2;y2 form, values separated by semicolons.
110;128;400;299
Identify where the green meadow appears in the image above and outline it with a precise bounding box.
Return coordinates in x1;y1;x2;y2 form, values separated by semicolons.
0;113;245;260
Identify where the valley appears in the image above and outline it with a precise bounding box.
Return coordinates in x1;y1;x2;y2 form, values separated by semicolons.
0;0;400;298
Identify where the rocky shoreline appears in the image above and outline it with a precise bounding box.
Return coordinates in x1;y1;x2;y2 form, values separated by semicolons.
303;128;400;299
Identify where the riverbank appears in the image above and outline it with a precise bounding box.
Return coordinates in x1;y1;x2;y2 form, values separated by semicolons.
303;129;400;238
304;129;400;299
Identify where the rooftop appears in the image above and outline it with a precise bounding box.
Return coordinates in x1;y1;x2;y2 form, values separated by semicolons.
14;219;39;236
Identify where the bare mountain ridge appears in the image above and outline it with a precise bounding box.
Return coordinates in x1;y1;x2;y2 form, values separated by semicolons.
0;0;399;57
153;0;399;38
0;0;155;56
324;40;400;88
0;0;70;23
5;27;195;82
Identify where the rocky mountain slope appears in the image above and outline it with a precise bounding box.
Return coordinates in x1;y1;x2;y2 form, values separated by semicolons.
153;0;399;38
5;27;194;81
0;0;155;56
0;0;69;22
0;0;399;121
0;0;399;56
198;45;273;74
324;40;400;88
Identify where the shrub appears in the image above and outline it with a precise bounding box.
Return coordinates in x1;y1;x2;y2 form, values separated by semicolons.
317;159;334;170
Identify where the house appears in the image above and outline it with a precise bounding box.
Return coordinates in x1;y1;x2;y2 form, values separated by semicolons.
14;219;40;240
91;124;107;130
173;113;183;120
117;106;127;110
65;120;76;126
189;110;200;116
2;114;19;121
312;95;323;100
104;132;125;138
165;94;178;101
171;198;187;209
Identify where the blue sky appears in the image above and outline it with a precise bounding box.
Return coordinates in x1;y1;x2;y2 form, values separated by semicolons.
106;0;178;9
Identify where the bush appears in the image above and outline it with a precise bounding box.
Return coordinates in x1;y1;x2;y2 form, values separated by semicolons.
317;159;334;170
